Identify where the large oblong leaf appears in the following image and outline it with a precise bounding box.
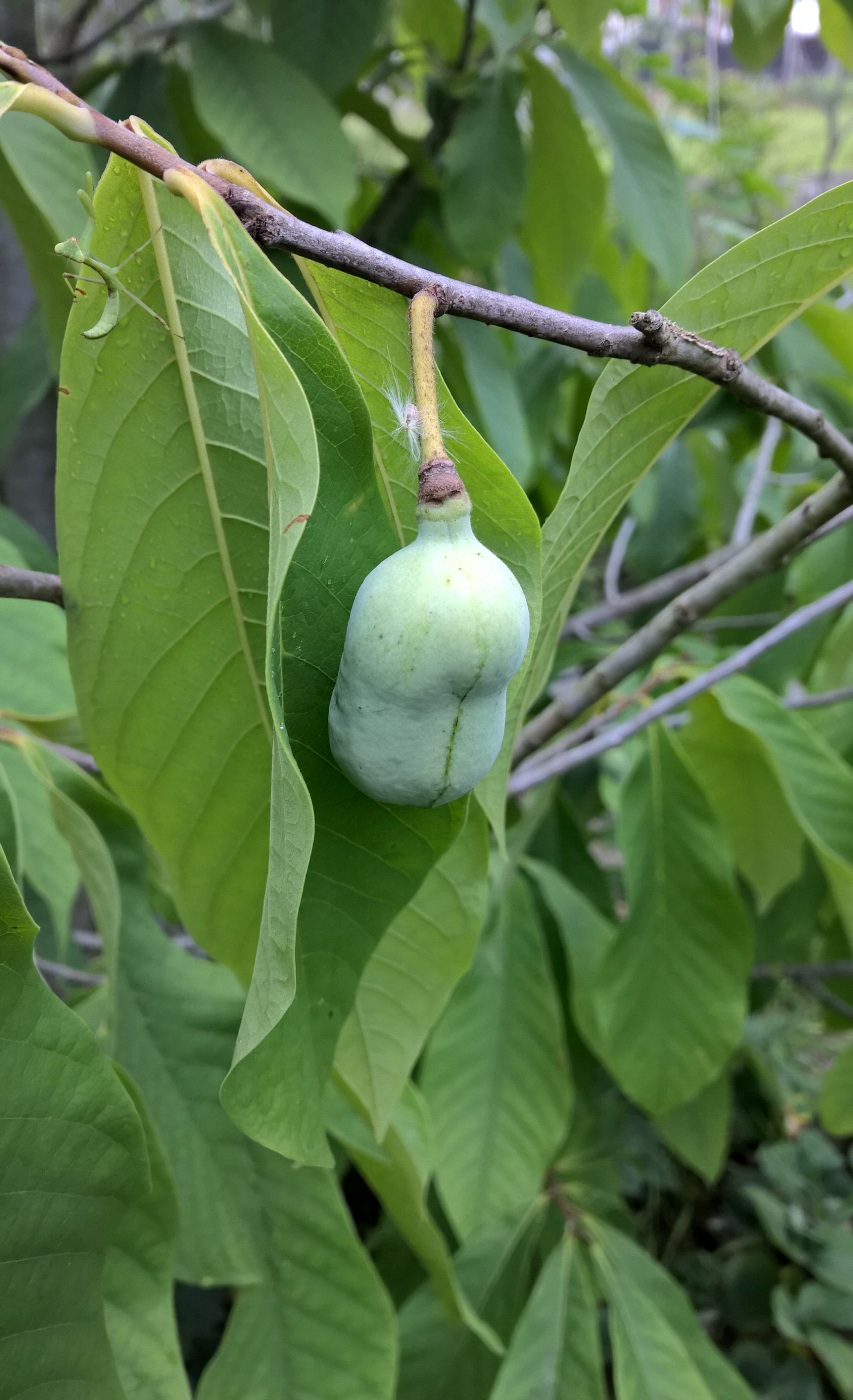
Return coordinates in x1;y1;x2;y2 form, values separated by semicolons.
334;804;489;1139
531;176;853;701
563;726;753;1117
421;874;571;1240
57;150;277;981
187;24;357;226
164;169;465;1165
490;1237;606;1400
0;840;149;1399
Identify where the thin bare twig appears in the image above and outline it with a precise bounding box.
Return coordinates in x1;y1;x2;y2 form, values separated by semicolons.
0;564;63;606
751;960;853;980
562;500;853;640
508;577;853;793
516;475;852;762
787;684;853;710
731;418;783;546
604;517;637;605
36;955;105;986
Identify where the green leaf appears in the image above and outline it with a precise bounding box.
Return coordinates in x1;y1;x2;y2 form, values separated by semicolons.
678;694;804;912
398;1211;541;1400
715;675;853;945
165;189;464;1168
441;70;526;268
590;1218;758;1400
732;0;791;69
0;741;78;946
103;1071;190;1400
187;24;357;224
114;878;261;1285
0;107;91;363
820;1043;853;1135
421;874;571;1240
0;312;52;459
746;1185;853;1296
490;1236;607;1400
0;837;149;1399
195;1156;397;1400
559;47;690;288
327;1080;500;1349
334;805;489;1139
656;1073;731;1184
529;173;853;705
38;763;399;1394
270;0;387;93
453;319;534;488
548;0;610;51
583;726;752;1117
58;149;277;979
303;266;541;840
520;56;605;310
0;536;75;726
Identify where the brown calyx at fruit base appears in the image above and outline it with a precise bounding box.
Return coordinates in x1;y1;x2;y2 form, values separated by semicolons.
417;456;470;508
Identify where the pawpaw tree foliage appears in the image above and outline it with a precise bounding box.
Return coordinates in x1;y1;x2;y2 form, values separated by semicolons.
1;0;853;1396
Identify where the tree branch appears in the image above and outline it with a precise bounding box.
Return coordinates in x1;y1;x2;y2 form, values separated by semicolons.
0;564;63;606
563;502;853;639
508;576;853;793
515;474;852;762
788;684;853;709
731;417;783;546
3;43;853;497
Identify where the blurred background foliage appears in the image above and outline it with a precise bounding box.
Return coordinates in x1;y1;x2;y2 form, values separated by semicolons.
1;0;853;1396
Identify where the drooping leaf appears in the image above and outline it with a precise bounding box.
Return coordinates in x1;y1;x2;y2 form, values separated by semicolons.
715;675;853;945
0;837;149;1399
57;148;276;980
421;874;571;1240
33;759;399;1396
0;741;78;946
548;0;610;51
441;70;526;269
187;23;357;225
334;804;489;1139
327;1080;500;1349
195;1156;397;1400
732;0;791;69
656;1073;731;1184
529;174;853;705
590;1218;758;1400
678;694;804;912
490;1236;607;1400
520;56;605;311
304;265;541;840
579;726;752;1117
162;176;466;1168
271;0;388;93
559;47;691;288
103;1071;190;1400
398;1211;541;1400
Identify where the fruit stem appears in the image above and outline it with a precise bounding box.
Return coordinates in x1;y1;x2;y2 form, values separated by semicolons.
409;290;446;464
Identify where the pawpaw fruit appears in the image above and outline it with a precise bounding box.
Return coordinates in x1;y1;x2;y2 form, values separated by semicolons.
329;458;529;807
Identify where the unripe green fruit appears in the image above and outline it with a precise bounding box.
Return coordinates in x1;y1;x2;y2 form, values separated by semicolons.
329;464;529;807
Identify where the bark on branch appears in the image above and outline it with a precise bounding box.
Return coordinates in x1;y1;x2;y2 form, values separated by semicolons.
2;42;853;492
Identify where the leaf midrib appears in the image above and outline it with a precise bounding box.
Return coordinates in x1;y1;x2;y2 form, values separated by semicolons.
138;171;272;746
